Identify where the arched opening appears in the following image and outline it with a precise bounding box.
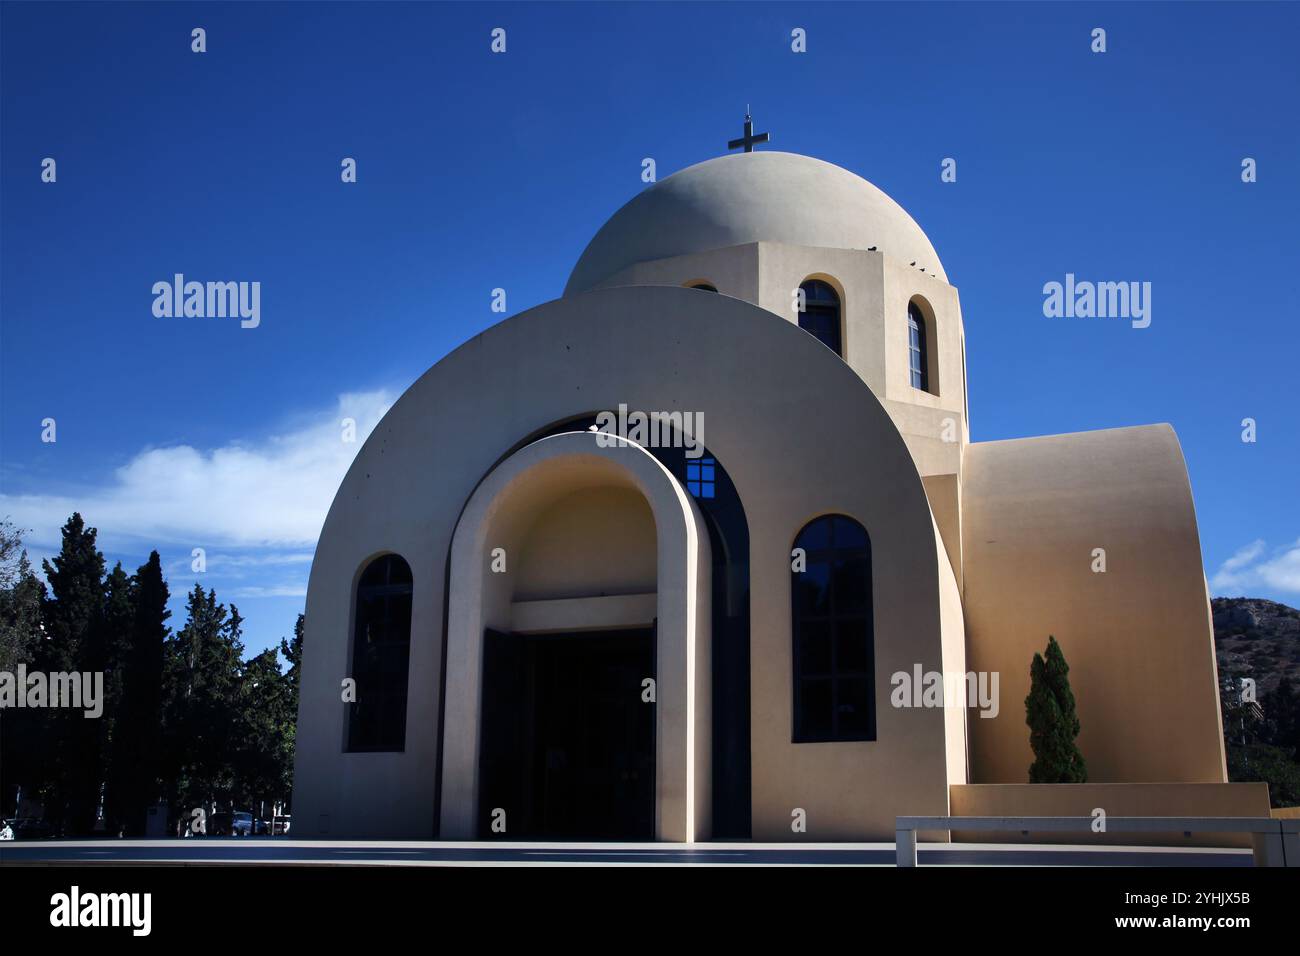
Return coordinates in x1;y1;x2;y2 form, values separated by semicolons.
791;514;875;743
798;278;843;357
512;413;753;837
346;553;413;752
685;280;719;293
440;432;714;842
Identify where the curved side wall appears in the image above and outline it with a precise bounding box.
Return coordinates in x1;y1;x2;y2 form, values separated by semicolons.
962;424;1226;785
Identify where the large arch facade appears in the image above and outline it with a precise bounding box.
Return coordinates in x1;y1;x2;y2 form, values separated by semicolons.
292;285;959;841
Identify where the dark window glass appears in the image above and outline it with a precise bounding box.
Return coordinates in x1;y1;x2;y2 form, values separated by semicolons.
798;620;833;675
909;301;930;392
835;620;871;673
689;283;719;293
793;561;831;617
347;553;413;752
791;515;875;742
798;280;842;357
799;679;834;740
836;679;873;736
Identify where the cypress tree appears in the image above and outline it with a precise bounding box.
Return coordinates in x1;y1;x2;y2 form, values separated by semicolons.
97;562;135;832
1025;635;1087;783
39;513;107;834
107;552;170;835
162;586;243;812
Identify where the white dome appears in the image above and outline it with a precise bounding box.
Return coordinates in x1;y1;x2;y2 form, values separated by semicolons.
565;151;946;294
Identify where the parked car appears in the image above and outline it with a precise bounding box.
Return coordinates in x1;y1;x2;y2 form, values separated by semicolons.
251;815;291;836
208;811;254;836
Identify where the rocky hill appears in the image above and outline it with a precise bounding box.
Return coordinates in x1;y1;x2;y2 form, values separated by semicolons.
1213;596;1300;697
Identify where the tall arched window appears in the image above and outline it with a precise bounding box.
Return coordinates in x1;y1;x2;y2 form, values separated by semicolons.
798;279;842;356
791;515;874;742
346;553;413;752
908;301;929;392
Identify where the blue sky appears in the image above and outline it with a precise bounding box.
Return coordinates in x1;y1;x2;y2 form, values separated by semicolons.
2;2;1297;657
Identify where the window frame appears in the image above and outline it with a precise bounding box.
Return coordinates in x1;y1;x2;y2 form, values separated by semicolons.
908;299;932;393
791;515;876;744
685;456;716;499
797;279;843;357
345;553;413;753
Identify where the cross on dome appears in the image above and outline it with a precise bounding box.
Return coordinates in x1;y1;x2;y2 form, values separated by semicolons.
727;108;770;153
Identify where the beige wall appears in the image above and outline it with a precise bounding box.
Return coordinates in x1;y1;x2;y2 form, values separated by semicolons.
513;486;656;602
293;285;958;840
937;518;970;788
600;243;762;304
593;242;969;473
962;425;1227;785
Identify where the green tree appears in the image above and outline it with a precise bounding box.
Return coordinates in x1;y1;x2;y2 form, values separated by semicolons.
0;519;45;671
233;646;294;813
1228;743;1300;807
95;562;136;832
1269;676;1299;759
38;513;108;834
106;552;170;835
0;519;47;818
281;613;303;699
161;586;244;814
1025;635;1087;783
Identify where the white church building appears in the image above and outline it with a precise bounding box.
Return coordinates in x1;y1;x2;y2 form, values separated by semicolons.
292;139;1263;842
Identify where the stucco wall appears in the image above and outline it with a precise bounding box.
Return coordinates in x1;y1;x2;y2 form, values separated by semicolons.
593;241;969;486
962;425;1227;786
513;486;656;601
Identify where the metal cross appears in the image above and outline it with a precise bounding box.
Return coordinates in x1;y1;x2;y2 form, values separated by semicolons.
728;110;770;153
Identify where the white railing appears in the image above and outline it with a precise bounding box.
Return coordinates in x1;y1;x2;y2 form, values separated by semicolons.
895;815;1299;867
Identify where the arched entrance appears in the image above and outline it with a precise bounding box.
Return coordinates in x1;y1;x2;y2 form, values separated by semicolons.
439;431;712;842
514;414;753;838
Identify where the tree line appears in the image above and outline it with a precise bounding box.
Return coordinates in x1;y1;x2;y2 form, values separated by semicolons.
1222;674;1300;807
0;514;300;836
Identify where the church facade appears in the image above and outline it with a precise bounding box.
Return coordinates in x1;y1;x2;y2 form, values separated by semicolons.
292;149;1262;842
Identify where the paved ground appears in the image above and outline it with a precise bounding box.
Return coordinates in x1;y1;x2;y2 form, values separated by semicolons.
0;839;1254;866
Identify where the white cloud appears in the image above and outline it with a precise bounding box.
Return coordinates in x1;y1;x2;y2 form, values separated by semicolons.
1211;538;1300;594
1217;539;1266;573
0;389;394;556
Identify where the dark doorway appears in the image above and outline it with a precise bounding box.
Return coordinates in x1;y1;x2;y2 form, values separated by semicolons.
479;628;655;840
